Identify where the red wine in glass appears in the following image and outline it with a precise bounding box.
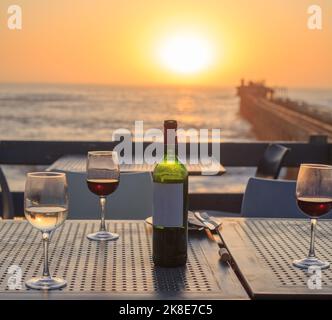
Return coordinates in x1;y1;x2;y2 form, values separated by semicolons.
297;197;332;218
86;151;120;242
87;179;119;196
293;164;332;270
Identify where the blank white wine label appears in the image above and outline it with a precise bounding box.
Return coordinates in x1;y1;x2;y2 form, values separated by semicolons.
153;183;183;227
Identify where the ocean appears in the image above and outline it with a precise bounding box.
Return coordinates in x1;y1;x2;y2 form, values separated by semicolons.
0;84;331;192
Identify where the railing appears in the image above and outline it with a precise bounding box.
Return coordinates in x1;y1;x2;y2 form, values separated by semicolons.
1;136;332;217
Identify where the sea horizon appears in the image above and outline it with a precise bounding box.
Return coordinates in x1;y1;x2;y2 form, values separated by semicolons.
1;82;332;90
1;84;331;192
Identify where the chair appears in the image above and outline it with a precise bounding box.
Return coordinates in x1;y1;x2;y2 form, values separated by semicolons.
0;166;14;219
194;144;290;218
255;144;290;179
63;171;153;220
241;177;332;219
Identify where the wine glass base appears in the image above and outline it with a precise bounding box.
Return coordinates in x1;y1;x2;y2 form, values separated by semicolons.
25;277;67;290
293;257;330;270
87;231;119;241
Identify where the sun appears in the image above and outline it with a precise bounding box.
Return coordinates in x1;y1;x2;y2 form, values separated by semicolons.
157;32;215;75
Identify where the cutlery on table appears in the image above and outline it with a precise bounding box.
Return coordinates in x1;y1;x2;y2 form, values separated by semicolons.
193;211;231;262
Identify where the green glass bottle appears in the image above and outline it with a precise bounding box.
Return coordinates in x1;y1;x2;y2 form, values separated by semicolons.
152;120;188;267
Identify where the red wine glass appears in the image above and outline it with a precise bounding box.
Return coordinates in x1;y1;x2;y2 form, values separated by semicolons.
86;151;120;241
293;164;332;269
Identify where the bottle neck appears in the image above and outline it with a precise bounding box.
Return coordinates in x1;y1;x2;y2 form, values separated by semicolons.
164;128;178;161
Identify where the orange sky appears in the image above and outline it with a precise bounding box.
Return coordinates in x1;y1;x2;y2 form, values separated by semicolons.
0;0;331;87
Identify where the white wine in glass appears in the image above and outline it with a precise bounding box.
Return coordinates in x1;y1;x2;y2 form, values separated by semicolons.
24;172;68;290
25;206;68;232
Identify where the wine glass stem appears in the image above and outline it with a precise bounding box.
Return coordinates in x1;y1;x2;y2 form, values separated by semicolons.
42;232;51;278
99;196;107;232
308;218;317;258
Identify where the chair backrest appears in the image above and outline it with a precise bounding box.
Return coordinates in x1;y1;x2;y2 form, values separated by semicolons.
0;166;14;219
64;171;153;220
255;144;290;179
241;177;332;219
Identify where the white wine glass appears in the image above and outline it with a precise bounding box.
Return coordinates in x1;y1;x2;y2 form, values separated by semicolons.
86;151;120;241
24;172;68;290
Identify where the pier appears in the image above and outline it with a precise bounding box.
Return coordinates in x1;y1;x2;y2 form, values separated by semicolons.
237;80;332;141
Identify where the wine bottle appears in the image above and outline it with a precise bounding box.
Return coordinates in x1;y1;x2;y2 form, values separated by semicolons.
152;120;188;267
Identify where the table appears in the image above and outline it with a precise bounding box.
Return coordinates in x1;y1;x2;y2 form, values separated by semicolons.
47;155;226;176
3;218;330;299
220;218;332;299
0;220;247;299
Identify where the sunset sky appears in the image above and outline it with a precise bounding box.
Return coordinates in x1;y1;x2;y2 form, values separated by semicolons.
0;0;331;87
